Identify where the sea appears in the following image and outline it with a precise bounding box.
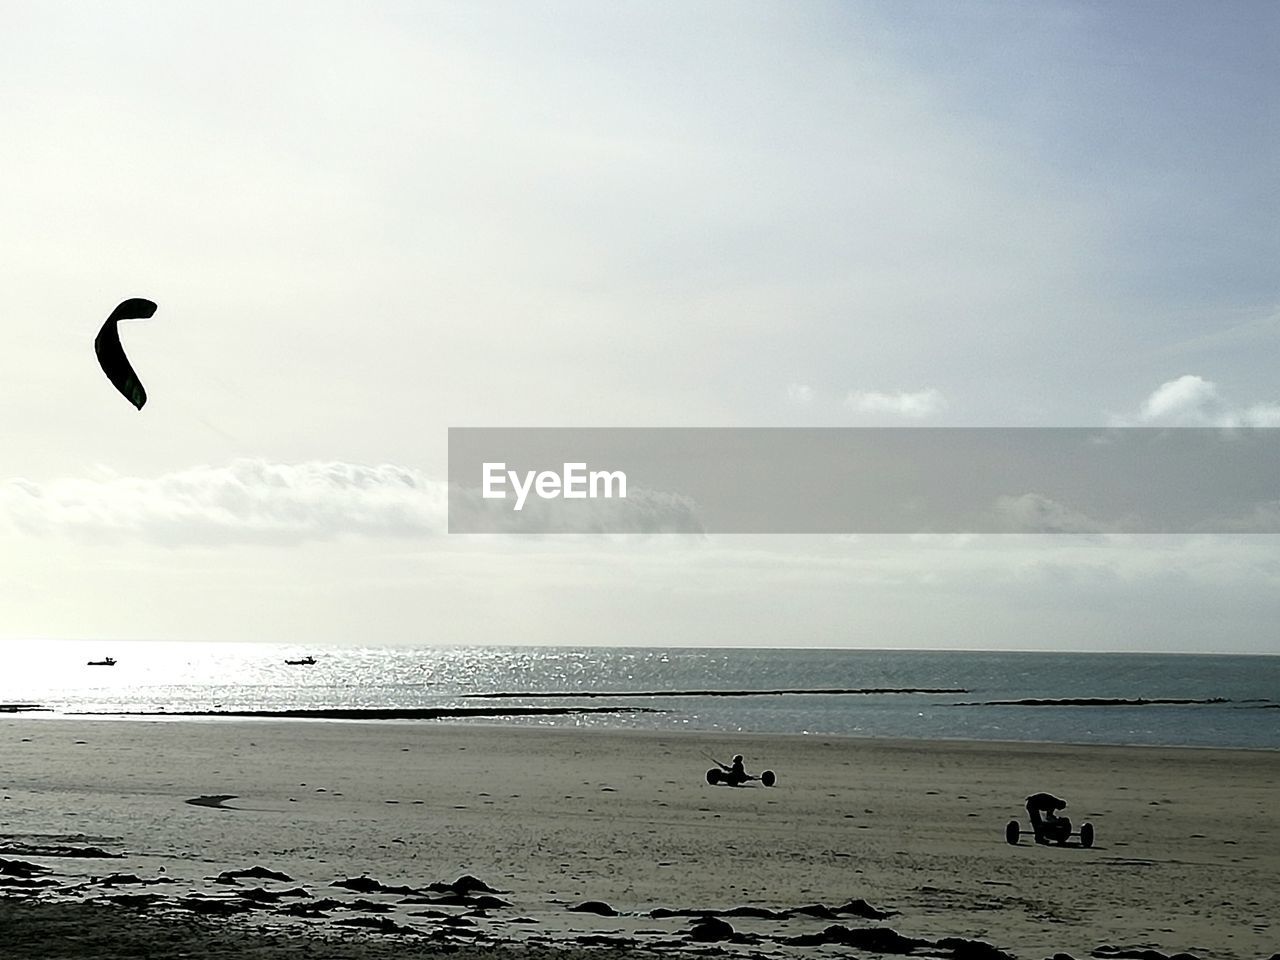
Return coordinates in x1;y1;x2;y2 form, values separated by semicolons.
3;643;1277;750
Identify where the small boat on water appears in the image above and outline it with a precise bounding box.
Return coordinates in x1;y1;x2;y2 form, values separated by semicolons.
285;655;317;666
87;656;117;666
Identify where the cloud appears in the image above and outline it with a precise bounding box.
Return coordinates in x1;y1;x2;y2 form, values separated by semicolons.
845;388;947;419
786;383;815;406
992;493;1118;535
449;485;706;536
1;460;448;546
1214;500;1280;535
2;460;707;543
1127;375;1280;427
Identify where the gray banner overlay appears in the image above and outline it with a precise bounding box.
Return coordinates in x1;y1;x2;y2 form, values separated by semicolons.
448;428;1280;534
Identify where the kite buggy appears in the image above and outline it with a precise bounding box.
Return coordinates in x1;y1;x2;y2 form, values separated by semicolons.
705;753;776;787
1005;792;1094;847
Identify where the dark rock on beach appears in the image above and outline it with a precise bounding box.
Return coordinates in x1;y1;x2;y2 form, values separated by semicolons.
402;892;511;909
717;905;790;920
331;876;417;895
0;858;51;878
407;908;454;920
575;935;637;947
238;886;311;903
650;899;891;923
106;893;164;908
1092;948;1201;960
687;916;736;942
334;916;420;935
185;794;239;809
425;874;503;895
213;865;294;884
936;936;1019;960
280;898;344;916
438;915;477;927
834;897;895;919
179;896;253;915
567;900;618;916
0;840;121;859
95;873;174;887
0;876;60;888
783;924;929;953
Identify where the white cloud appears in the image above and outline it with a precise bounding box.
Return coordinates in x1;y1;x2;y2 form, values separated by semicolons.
1;460;448;546
1128;375;1280;427
2;460;708;544
992;493;1118;535
845;388;947;419
786;383;815;406
449;486;705;536
1140;374;1221;422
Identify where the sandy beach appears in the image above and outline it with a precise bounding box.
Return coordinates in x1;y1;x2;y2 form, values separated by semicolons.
2;718;1276;959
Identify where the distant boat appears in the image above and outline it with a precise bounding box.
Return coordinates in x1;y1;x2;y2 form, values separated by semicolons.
285;655;317;666
87;656;117;666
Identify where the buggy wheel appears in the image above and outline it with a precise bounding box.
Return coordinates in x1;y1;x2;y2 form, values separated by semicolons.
706;768;723;785
761;770;776;787
1005;820;1020;845
1079;822;1094;848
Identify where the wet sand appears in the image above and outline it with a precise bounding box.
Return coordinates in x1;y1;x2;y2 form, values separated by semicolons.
1;718;1276;959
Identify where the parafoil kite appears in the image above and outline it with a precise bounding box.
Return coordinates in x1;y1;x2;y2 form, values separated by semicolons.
95;298;157;410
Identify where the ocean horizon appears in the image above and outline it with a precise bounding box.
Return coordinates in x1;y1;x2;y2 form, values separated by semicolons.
4;642;1277;751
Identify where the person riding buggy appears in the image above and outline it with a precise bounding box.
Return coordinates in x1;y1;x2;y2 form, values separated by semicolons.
1025;792;1070;844
705;754;776;787
1005;792;1095;847
721;755;747;784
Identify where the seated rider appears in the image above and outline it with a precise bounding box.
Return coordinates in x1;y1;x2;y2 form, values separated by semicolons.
1025;792;1068;843
724;754;747;784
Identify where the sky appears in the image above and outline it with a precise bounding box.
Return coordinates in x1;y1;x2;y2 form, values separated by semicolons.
2;0;1278;652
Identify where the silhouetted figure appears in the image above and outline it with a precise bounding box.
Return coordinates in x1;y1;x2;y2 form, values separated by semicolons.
1025;792;1069;844
720;754;747;785
706;754;776;787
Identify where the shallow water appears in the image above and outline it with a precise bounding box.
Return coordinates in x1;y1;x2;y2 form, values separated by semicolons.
4;643;1277;749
